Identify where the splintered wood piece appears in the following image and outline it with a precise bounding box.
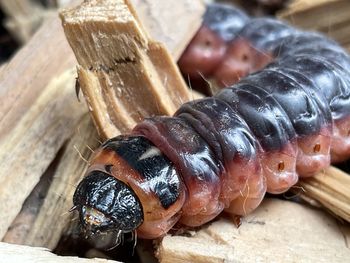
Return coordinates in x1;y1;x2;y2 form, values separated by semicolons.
0;66;86;240
22;114;99;249
0;0;48;43
0;16;76;141
295;166;350;223
2;160;57;244
278;0;350;46
3;112;98;249
157;199;350;263
60;0;203;139
128;0;205;60
0;242;121;263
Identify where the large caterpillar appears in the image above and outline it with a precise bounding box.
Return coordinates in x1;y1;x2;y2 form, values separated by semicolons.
73;3;350;240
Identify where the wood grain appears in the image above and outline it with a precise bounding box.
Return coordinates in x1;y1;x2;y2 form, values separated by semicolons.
0;242;121;263
279;0;350;46
158;199;350;263
2;114;98;249
129;0;205;60
22;114;99;249
295;166;350;222
0;0;45;43
0;65;86;239
60;0;203;139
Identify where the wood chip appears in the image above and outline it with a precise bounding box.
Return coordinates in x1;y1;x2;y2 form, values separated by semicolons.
0;241;121;263
0;0;53;43
60;0;204;139
278;0;350;46
129;0;205;60
157;198;350;263
295;166;350;223
0;65;86;239
22;114;99;249
2;159;57;244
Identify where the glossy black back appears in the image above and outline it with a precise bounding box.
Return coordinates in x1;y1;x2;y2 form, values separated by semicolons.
203;3;249;42
102;136;181;209
176;3;350;155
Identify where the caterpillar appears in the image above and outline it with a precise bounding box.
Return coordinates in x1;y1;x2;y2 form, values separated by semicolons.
72;3;350;240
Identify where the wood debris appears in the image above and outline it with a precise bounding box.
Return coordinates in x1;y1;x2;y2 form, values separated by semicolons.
0;0;53;43
60;0;204;139
158;199;350;263
17;114;98;249
129;0;205;60
278;0;350;49
0;241;121;263
0;14;84;238
294;166;350;223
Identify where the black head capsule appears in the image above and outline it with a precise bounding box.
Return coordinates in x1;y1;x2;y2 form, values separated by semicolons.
73;170;143;235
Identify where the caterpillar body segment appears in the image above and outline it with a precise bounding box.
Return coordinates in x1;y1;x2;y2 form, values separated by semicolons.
73;3;350;239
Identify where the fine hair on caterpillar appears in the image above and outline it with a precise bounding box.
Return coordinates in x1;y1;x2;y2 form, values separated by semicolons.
72;3;350;241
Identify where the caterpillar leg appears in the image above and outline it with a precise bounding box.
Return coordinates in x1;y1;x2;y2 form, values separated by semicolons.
261;141;298;194
220;157;261;208
296;126;332;177
224;165;266;216
331;117;350;162
179;208;223;227
179;181;224;227
137;213;181;239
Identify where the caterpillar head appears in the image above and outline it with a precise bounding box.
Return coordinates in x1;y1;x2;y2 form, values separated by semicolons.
73;170;143;235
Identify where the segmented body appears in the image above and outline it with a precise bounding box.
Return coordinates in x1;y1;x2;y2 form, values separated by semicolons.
74;3;350;239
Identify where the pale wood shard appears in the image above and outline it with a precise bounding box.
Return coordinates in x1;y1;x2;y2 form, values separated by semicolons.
129;0;205;60
0;1;88;246
0;16;76;140
0;0;89;245
0;66;86;239
158;199;350;263
23;115;98;249
0;0;50;43
19;115;98;249
60;0;204;139
294;166;350;223
2;161;57;244
279;0;350;46
0;242;121;263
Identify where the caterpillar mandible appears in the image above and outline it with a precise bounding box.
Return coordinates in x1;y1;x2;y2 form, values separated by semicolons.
72;3;350;239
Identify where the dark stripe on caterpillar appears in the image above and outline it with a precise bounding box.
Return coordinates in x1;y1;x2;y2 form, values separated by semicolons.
73;3;350;240
101;136;181;209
